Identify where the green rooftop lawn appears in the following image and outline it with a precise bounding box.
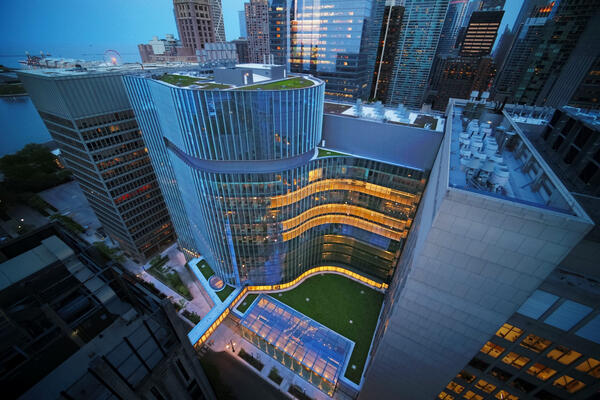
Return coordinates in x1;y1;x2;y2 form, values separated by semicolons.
236;293;258;313
317;148;348;158
158;74;203;87
216;285;235;302
197;83;231;90
236;77;314;91
271;274;383;385
198;260;215;280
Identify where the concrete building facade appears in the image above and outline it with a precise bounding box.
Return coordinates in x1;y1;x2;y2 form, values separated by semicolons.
244;0;271;64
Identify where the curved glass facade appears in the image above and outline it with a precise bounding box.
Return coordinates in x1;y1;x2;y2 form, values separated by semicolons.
124;75;425;286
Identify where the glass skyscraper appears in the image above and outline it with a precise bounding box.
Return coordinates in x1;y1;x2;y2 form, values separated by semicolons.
288;0;383;100
124;70;427;287
387;0;449;108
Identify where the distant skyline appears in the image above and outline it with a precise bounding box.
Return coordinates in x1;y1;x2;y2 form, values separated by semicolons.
1;0;520;62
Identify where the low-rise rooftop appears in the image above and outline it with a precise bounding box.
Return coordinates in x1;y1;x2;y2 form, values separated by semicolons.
448;100;590;216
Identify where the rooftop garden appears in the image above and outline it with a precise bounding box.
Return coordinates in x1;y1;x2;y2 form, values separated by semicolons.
271;274;383;385
236;77;314;91
236;293;258;313
216;284;235;302
317;148;349;158
198;259;215;280
158;74;203;86
146;255;192;300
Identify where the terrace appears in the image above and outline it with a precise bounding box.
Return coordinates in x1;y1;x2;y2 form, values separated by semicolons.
157;74;231;89
234;77;315;91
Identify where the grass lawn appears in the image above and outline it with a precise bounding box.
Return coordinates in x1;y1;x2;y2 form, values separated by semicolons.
158;74;203;87
317;148;348;158
198;260;215;280
271;274;383;384
197;83;231;89
147;264;192;300
236;293;258;313
236;77;314;91
216;285;235;302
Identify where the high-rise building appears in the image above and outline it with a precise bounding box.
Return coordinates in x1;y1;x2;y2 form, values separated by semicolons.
492;25;514;72
510;0;600;107
238;9;247;38
288;0;384;100
18;67;176;261
0;223;215;400
493;0;554;101
387;0;450;107
138;34;198;63
359;98;593;398
173;0;222;51
437;0;470;55
244;0;271;64
371;4;404;102
269;0;289;66
569;56;600;110
232;38;250;63
459;10;504;57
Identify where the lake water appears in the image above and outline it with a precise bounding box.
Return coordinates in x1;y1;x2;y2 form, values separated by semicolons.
0;96;51;156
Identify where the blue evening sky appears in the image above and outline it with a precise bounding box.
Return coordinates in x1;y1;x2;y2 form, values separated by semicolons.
1;0;521;62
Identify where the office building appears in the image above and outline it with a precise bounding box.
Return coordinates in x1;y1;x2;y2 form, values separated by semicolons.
569;56;600;110
0;223;215;400
459;10;504;57
18;66;176;261
387;0;449;107
173;0;222;51
510;0;599;107
197;42;238;65
437;0;470;55
371;4;404;102
232;38;250;63
431;55;495;111
493;0;554;101
269;0;289;66
287;0;384;100
138;34;198;64
437;267;600;400
492;25;514;73
244;0;271;64
359;98;593;398
238;9;247;37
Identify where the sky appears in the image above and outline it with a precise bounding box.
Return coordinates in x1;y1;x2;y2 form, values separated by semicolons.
1;0;521;62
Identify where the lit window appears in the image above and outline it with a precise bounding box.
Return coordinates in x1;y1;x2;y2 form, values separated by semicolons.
438;391;455;400
456;370;476;383
575;357;600;378
480;341;505;358
526;363;556;381
495;323;524;342
519;334;551;353
546;346;582;365
553;375;586;393
475;379;496;394
502;352;530;369
446;381;464;394
495;390;519;400
462;391;483;400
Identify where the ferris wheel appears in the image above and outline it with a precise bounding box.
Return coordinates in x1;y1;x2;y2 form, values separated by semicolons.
103;49;122;66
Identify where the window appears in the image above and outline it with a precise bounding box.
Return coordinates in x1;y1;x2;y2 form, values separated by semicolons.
575;357;600;378
438;392;455;399
509;378;536;393
553;375;586;393
447;381;464;394
480;341;505;358
496;323;524;342
502;352;530;369
546;346;581;365
495;390;519;400
463;391;483;400
490;367;512;382
517;290;558;319
520;334;551;353
544;300;592;331
579;162;598;184
469;357;490;371
576;314;600;344
527;363;556;381
475;379;496;393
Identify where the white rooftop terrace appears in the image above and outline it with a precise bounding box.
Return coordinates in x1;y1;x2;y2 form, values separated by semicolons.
448;100;590;216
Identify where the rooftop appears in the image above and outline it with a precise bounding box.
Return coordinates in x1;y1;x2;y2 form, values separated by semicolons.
448;100;589;216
